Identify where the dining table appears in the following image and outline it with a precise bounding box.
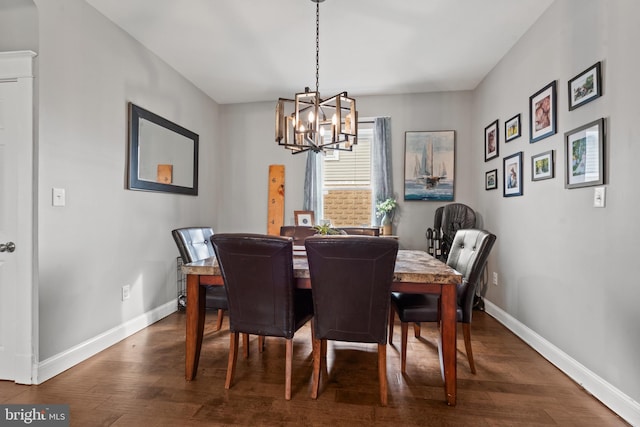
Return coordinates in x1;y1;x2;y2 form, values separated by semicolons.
181;249;463;406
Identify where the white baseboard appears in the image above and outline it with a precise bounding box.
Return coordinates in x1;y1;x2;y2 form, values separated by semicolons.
485;299;640;426
36;300;177;384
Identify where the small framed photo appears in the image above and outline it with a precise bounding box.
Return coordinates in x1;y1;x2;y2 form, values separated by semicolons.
565;118;605;189
531;150;554;181
484;120;499;161
568;62;602;111
503;152;523;197
294;210;315;226
529;81;557;143
505;114;521;142
485;169;498;190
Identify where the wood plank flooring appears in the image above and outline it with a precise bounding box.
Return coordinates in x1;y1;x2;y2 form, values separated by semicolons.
0;310;628;426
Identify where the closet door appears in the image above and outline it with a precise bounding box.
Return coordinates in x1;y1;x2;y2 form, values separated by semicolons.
0;51;35;383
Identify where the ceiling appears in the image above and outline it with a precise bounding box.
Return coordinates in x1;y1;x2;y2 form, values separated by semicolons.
84;0;554;105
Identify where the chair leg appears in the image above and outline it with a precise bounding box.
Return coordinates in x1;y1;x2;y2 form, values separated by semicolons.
225;332;239;389
242;333;249;359
378;344;388;406
462;323;476;374
285;338;293;400
400;322;408;374
413;322;421;338
214;309;224;331
388;307;395;344
259;336;265;353
311;338;322;399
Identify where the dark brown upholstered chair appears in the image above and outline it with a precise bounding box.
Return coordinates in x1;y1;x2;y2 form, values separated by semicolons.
389;229;496;374
172;227;228;331
279;226;317;246
210;233;314;400
305;235;398;406
338;227;380;236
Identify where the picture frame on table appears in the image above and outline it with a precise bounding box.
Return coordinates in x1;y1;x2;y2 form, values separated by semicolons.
294;210;315;226
505;114;521;142
484;120;499;161
485;169;498;190
403;130;455;201
531;150;554;181
529;81;557;143
568;62;602;111
565;118;605;189
503;152;523;197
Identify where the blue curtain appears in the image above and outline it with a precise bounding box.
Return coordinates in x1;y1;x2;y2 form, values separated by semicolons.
303;151;321;219
372;117;393;225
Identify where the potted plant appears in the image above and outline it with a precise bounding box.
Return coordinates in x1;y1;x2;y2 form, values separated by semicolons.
376;197;397;235
313;223;341;236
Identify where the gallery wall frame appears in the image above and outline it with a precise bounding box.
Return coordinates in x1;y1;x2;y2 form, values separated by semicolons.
531;150;554;181
568;61;602;111
485;169;498;190
484;120;499;161
529;81;557;143
505;114;521;142
503;151;523;197
565;118;605;189
404;130;455;201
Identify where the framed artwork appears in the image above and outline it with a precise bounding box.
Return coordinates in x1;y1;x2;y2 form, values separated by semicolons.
485;169;498;190
294;210;315;226
484;120;499;161
565;118;605;189
531;150;554;181
404;130;455;201
503;152;523;197
529;81;557;143
505;114;521;142
568;62;602;111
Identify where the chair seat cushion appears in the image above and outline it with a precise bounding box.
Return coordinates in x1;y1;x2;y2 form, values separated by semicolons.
205;285;228;310
391;292;462;323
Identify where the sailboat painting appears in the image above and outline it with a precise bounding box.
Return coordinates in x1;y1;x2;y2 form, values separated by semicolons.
404;130;455;201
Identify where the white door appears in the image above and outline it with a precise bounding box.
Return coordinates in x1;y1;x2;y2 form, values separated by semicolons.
0;51;36;383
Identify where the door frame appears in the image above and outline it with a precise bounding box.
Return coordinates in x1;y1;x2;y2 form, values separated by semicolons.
0;51;36;384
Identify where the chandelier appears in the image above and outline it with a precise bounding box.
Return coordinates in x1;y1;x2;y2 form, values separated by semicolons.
275;0;358;154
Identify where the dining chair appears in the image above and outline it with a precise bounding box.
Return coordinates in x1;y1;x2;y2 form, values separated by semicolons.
172;227;228;331
279;225;317;246
210;233;314;400
338;227;380;236
305;235;398;406
389;229;496;374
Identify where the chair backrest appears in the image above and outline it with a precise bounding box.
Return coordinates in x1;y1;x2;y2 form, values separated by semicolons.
446;229;496;323
279;226;317;246
305;236;399;344
338;227;380;236
441;203;476;240
211;233;299;338
172;227;215;263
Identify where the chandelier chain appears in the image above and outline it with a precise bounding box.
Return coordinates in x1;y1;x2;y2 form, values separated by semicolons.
315;1;320;93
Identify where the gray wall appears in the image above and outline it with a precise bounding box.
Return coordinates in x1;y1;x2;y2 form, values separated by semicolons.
30;0;220;360
473;0;640;405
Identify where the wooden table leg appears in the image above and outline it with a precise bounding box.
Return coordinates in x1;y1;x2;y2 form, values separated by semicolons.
185;274;206;381
439;284;457;406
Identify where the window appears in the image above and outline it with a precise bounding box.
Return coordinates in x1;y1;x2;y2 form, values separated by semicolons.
320;123;374;227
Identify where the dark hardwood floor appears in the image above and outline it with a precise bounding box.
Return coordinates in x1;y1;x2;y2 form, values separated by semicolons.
0;310;627;426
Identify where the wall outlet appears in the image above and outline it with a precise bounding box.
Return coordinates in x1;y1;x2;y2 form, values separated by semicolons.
492;272;498;286
122;285;131;301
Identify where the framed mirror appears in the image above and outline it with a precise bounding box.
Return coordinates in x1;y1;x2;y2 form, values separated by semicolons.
127;102;199;195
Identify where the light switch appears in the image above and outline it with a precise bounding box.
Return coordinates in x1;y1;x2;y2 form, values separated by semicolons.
593;187;605;208
52;188;66;207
